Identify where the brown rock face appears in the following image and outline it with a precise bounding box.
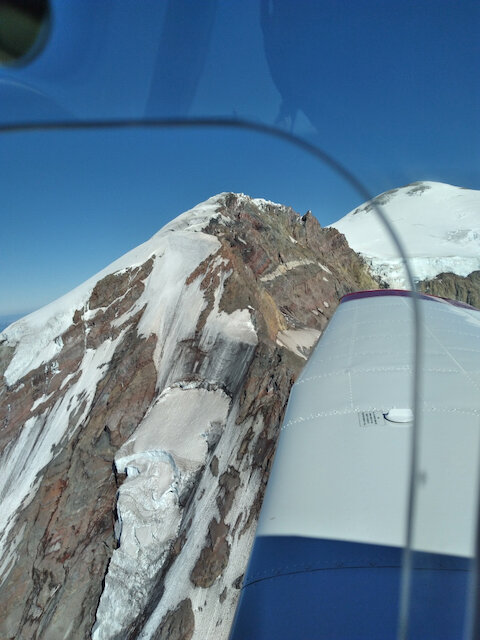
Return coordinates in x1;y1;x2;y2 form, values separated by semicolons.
0;193;378;640
190;518;231;589
0;261;157;639
118;196;378;639
153;599;195;640
419;270;480;309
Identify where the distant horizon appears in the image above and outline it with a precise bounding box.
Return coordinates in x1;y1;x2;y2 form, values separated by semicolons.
0;312;31;331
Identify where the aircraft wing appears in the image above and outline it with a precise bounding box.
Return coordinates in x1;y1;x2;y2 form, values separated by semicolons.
230;290;480;640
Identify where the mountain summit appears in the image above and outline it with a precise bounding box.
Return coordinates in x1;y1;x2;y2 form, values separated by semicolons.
0;193;375;639
331;181;480;288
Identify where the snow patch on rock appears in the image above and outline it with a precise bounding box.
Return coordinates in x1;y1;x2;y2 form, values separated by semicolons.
137;409;266;640
276;328;321;360
0;331;127;577
92;386;231;640
260;259;316;282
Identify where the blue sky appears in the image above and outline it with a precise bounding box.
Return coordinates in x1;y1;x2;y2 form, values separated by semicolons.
0;0;479;316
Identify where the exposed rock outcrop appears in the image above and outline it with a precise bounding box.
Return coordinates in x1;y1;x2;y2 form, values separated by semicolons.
0;193;377;639
419;270;480;309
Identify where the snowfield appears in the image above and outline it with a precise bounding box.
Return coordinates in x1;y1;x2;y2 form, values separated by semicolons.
330;181;480;287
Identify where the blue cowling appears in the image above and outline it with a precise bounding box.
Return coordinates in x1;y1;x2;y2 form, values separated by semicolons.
229;536;470;640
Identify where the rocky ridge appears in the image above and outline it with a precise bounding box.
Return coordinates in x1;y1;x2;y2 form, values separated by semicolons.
0;193;376;639
419;270;480;310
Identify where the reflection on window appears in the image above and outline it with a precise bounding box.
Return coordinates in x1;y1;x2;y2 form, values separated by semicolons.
0;0;49;65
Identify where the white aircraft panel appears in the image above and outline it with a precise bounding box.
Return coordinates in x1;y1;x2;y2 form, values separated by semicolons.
258;294;480;558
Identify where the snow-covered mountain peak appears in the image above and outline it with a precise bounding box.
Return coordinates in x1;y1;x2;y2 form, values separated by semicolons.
1;194;228;386
0;192;376;640
2;192;284;356
158;193;229;234
330;181;480;287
